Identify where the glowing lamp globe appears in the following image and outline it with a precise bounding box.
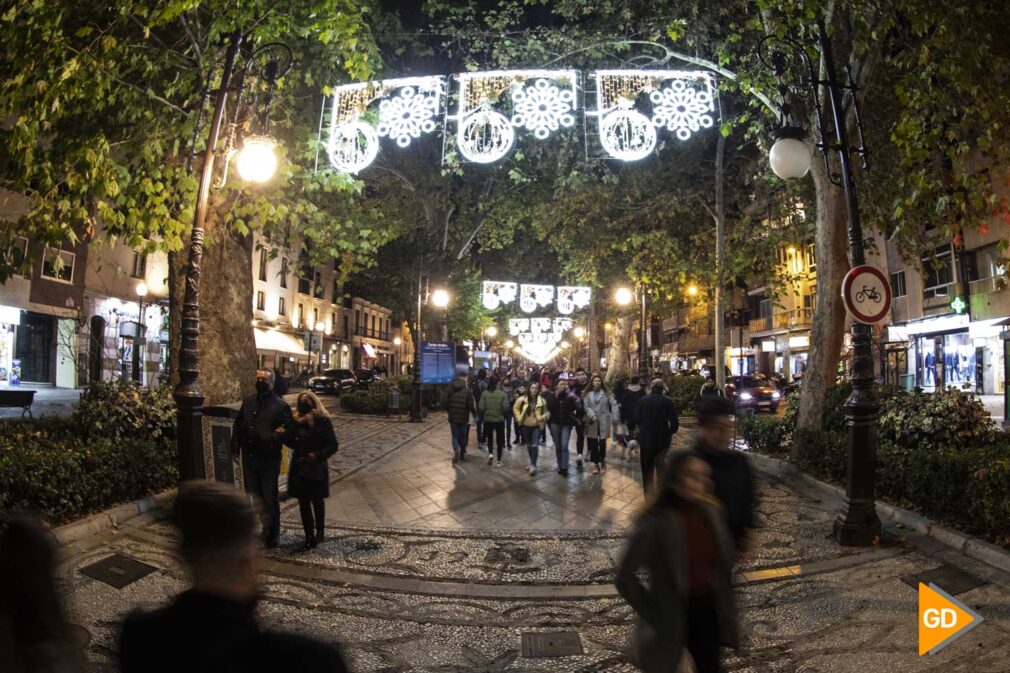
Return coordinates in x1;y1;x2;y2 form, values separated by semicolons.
393;337;402;346
769;127;811;180
614;287;634;306
236;135;279;183
486;325;498;337
431;289;450;308
505;339;514;349
573;326;586;339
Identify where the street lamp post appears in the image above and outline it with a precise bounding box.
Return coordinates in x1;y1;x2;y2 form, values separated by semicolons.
409;284;449;423
174;33;289;482
133;282;148;385
764;19;879;546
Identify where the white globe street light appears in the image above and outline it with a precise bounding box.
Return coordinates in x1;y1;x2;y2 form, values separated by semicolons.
573;326;586;339
393;336;402;346
505;339;514;349
486;325;498;338
135;281;148;298
431;288;450;308
769;126;812;180
235;135;279;183
614;286;634;306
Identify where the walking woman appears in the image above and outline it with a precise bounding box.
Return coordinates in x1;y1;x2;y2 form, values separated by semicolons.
582;374;620;474
287;391;339;551
511;383;528;445
513;381;548;476
615;451;739;673
546;379;581;476
477;375;510;466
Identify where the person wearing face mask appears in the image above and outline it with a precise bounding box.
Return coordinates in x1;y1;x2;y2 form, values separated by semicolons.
616;451;738;673
120;483;349;673
287;392;339;552
231;370;293;549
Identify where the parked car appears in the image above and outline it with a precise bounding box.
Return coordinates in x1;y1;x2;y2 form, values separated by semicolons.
726;375;781;413
309;368;357;394
355;369;381;388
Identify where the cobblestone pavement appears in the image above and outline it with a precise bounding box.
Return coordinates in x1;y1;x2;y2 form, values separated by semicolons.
59;410;1010;672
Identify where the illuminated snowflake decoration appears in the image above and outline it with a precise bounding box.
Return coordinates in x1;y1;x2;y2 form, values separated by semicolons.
377;86;439;148
599;102;657;162
649;79;715;140
327;121;379;174
458;104;515;164
510;78;576;140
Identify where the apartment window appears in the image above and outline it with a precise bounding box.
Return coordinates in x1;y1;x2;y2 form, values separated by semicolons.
922;245;953;299
332;279;340;304
355;310;360;330
278;297;286;316
295;303;304;328
41;248;75;283
330;312;336;334
131;250;147;279
257;248;267;282
759;298;772;319
256;291;265;311
279;258;288;288
313;307;319;328
889;271;907;298
370;315;376;334
805;244;816;272
313;271;323;299
10;237;28;276
343;315;349;339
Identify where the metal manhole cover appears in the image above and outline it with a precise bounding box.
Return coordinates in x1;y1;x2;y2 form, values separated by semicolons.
521;631;583;658
900;564;986;596
485;544;531;565
79;554;157;589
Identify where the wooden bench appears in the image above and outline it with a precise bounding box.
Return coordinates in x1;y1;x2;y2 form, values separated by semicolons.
0;389;36;417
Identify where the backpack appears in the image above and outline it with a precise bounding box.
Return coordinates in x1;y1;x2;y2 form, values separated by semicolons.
471;378;487;402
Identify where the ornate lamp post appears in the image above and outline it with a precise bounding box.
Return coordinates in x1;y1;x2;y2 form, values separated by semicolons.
133;281;148;384
763;19;879;546
614;285;648;379
174;34;292;482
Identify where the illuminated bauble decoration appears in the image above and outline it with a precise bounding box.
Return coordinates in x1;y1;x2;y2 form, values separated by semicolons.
377;86;439;148
600;105;657;161
649;79;715;141
458;104;515;164
235;135;278;183
511;78;576;140
327;121;379;174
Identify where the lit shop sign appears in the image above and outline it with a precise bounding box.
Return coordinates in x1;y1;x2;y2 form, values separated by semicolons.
482;281;592;315
0;305;21;326
509;317;573;363
323;70;717;173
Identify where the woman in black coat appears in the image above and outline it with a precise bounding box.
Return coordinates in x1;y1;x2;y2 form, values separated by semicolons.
287;391;338;552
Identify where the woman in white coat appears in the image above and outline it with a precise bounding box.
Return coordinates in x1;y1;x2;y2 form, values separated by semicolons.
582;374;621;474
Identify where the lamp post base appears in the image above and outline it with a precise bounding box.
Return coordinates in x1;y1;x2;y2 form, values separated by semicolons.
174;390;206;482
832;501;881;546
409;383;422;423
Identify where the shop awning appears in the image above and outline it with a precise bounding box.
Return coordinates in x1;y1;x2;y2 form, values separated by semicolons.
254;328;307;356
361;343;377;358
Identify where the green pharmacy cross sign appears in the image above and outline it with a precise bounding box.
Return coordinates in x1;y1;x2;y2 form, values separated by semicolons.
950;296;967;315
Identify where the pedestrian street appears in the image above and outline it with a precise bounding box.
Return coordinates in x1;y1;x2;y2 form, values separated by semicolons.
58;409;1010;672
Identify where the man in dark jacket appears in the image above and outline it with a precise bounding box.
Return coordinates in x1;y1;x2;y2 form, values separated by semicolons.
633;378;680;495
447;373;476;464
232;369;292;548
571;368;589;469
471;368;488;449
120;482;348;673
620;375;646;458
693;395;757;555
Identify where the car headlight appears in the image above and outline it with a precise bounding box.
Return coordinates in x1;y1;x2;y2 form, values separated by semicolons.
739;392;753;401
772;391;781;400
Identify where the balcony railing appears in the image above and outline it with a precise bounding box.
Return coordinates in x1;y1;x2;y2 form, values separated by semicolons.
773;308;813;330
749;315;772;333
970;276;1003;296
354;327;391;341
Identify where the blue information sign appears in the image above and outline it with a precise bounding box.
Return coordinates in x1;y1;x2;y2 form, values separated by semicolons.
420;341;456;384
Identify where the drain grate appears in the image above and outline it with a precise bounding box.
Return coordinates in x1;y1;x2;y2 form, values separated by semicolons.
485;544;531;565
521;631;583;658
80;554;157;589
900;564;986;596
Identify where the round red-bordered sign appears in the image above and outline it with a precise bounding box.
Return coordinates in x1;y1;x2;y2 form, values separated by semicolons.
841;265;892;324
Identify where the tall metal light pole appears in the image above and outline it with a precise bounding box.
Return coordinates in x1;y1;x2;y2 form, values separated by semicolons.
638;288;648;379
133;281;148;384
174;34;290;481
764;19;879;546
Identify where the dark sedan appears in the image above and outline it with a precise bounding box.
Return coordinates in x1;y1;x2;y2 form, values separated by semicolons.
309;368;357;394
727;375;781;413
355;369;381;388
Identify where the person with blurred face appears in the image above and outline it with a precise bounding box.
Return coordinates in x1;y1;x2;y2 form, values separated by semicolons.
513;381;548;475
546;378;581;476
582;374;620;474
571;368;590;468
616;451;738;673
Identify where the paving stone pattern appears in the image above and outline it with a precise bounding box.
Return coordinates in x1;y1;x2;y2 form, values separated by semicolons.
59;411;1010;672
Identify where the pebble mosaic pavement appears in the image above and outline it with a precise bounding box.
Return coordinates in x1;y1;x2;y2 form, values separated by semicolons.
58;405;1010;672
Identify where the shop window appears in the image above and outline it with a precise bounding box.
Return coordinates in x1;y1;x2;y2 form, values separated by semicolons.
922;245;953;299
278;297;286;316
889;271;906;298
256;291;265;311
131;250;147;279
279;258;288;288
257;248;267;281
41;248;75;283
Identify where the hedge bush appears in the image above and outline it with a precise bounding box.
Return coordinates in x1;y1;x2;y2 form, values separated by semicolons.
340;376;412;414
743;384;1010;546
739;415;790;455
662;374;706;415
0;383;177;524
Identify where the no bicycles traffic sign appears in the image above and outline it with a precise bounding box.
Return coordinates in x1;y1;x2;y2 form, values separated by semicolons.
842;265;892;325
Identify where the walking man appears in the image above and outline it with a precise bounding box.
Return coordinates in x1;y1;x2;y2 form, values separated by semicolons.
447;372;476;464
231;369;291;548
477;375;510;466
120;482;349;672
620;375;646;460
633;378;679;495
571;368;589;469
471;368;489;449
693;395;757;556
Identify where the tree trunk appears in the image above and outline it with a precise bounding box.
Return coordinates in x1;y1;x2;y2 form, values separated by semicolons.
606;317;633;381
169;222;257;406
795;154;850;443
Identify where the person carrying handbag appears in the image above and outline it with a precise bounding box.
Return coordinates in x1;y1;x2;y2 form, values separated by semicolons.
286;391;339;552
